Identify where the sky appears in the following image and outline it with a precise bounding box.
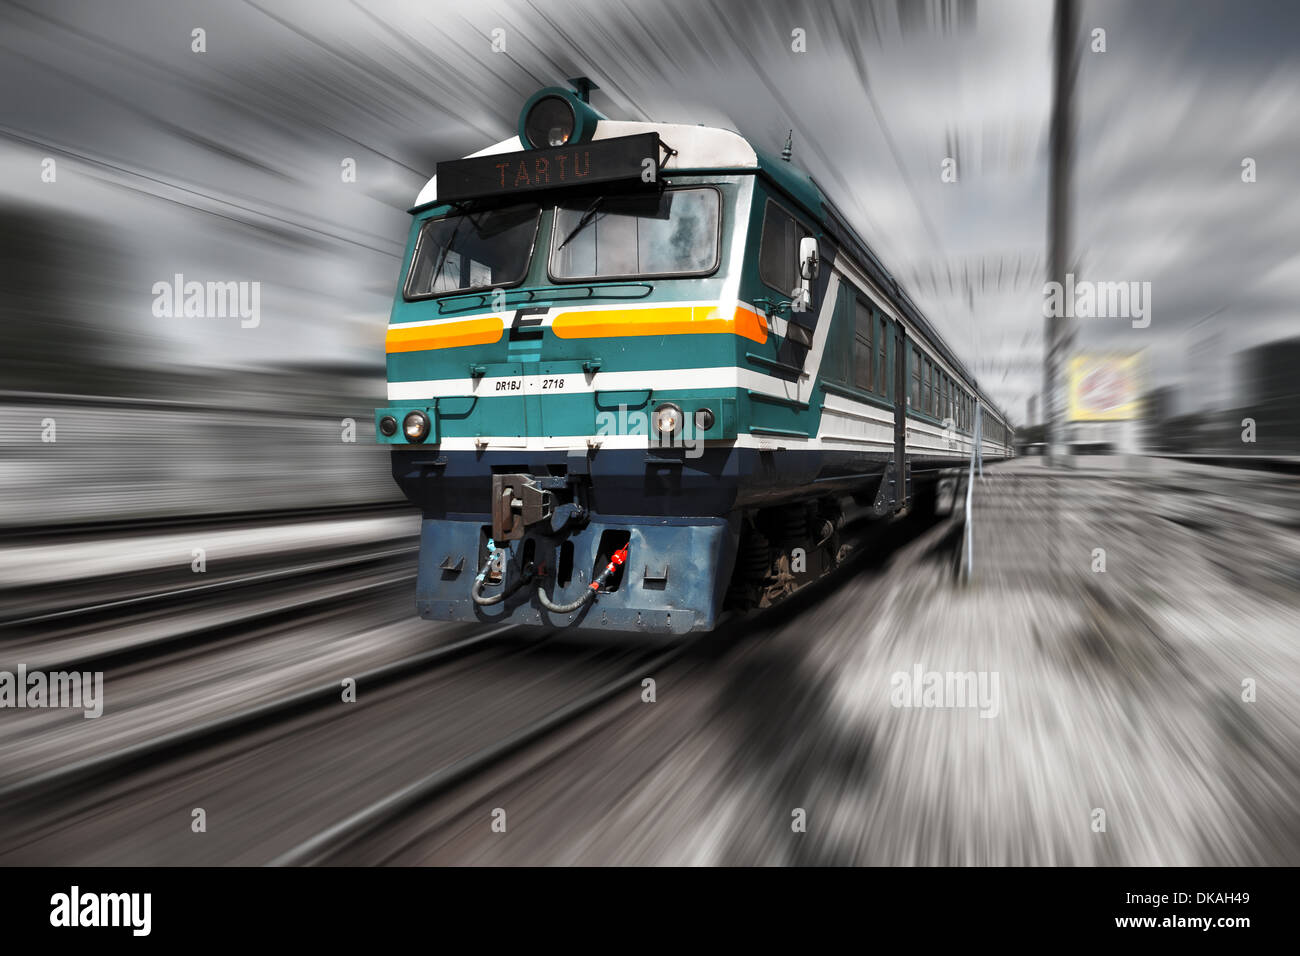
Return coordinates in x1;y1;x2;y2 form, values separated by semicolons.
2;0;1297;422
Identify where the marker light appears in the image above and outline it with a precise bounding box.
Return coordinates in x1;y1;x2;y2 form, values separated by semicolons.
379;415;398;437
402;410;431;443
653;403;683;435
695;408;715;432
524;95;576;149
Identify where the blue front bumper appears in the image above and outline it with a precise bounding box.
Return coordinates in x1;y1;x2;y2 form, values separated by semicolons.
414;513;740;635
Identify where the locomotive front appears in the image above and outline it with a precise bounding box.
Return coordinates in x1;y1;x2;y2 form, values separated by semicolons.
375;86;777;634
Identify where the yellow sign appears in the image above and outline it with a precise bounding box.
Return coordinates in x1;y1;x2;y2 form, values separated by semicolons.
1067;354;1141;421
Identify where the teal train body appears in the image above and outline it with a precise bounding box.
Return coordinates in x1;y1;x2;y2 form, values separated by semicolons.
375;85;1014;634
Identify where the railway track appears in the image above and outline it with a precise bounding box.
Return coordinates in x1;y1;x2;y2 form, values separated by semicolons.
0;625;516;810
269;640;693;866
273;510;951;866
0;632;675;865
0;500;410;545
0;503;419;625
2;543;418;631
9;558;418;676
0;506;949;865
0;513;427;804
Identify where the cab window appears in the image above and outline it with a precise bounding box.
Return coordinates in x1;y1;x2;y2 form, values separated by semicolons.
550;187;720;280
405;203;540;299
758;199;813;299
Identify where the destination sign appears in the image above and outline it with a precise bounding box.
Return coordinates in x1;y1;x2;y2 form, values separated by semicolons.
436;132;660;203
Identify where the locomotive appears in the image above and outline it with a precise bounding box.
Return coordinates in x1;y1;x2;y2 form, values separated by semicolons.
375;82;1013;635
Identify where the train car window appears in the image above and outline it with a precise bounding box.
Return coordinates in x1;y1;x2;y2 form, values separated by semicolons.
404;203;540;299
910;350;921;410
877;313;889;397
825;283;852;383
853;298;873;391
922;357;932;417
550;187;720;281
758;199;812;300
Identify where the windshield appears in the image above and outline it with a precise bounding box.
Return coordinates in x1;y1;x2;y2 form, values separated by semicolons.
550;187;720;280
404;203;540;298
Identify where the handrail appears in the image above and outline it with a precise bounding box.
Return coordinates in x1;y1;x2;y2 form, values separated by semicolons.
963;401;984;582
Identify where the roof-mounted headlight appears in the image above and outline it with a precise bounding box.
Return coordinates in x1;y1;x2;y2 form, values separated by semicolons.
517;86;606;151
524;95;576;148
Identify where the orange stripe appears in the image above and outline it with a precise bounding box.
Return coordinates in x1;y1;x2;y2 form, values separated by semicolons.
732;305;769;344
385;316;504;353
551;305;767;344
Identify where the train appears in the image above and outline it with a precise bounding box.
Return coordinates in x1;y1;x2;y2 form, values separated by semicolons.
374;82;1014;635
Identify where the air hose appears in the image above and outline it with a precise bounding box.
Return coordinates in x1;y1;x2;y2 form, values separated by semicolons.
536;543;629;614
470;540;531;606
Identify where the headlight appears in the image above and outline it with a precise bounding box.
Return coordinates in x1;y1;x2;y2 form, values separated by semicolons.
524;95;575;148
653;403;682;435
378;415;398;437
402;410;430;443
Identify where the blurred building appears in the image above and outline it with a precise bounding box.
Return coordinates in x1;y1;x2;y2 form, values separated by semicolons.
1140;386;1178;452
1241;338;1300;408
1238;339;1300;455
0;205;125;395
1188;322;1227;414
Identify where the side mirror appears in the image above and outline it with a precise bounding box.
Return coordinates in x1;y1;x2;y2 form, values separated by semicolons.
799;237;820;280
791;237;819;313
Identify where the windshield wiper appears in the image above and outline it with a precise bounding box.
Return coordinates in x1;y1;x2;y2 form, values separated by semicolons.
428;213;468;292
557;196;605;250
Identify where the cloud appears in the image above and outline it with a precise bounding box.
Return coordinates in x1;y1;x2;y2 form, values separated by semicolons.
2;0;1294;421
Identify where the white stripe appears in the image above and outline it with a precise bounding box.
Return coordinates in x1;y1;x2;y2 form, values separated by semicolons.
388;365;818;402
399;432;975;456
